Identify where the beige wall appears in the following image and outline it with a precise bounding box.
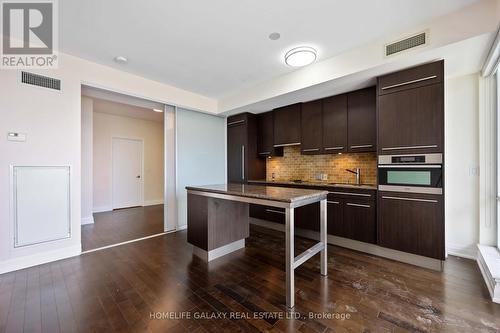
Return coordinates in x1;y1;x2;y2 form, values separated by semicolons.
93;112;164;211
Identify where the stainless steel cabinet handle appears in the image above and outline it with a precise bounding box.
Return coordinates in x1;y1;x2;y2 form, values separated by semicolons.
329;191;371;197
350;145;373;149
227;119;245;126
302;148;320;152
381;196;438;203
266;209;285;215
259;152;271;155
381;75;437;90
241;145;245;180
274;142;301;148
324;146;344;151
327;201;340;204
346;203;370;208
381;145;438;151
378;165;442;169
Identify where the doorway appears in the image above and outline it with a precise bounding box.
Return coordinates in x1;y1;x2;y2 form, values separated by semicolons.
80;86;172;252
112;137;143;209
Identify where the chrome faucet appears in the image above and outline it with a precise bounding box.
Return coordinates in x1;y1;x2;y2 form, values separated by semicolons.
345;168;360;185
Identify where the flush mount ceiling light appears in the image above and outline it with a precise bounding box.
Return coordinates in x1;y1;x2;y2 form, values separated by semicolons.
113;56;128;64
284;46;317;67
153;108;163;113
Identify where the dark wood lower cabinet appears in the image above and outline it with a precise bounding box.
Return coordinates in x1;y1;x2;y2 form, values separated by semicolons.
327;199;344;237
327;196;376;244
343;200;376;244
377;191;444;260
248;182;376;244
249;203;319;230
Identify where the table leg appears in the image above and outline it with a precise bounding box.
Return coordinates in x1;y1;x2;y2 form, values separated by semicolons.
320;198;328;276
285;207;294;308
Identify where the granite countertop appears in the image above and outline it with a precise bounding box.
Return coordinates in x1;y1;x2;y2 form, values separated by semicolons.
186;183;328;203
248;179;377;191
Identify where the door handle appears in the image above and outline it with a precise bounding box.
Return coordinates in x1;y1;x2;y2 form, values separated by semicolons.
381;145;438;151
380;75;437;90
346;203;371;208
136;175;141;179
381;196;438;203
350;144;373;149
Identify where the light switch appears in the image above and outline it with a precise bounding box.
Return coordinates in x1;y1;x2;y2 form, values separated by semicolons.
7;132;26;142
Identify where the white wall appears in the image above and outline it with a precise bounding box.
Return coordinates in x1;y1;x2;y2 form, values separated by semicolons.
0;51;216;274
176;108;226;228
445;73;480;259
81;97;94;224
93;112;164;211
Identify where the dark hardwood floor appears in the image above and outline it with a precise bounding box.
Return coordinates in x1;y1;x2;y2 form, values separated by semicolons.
1;224;499;333
81;205;164;251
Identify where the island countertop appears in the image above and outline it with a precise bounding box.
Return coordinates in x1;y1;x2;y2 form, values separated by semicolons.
186;183;328;203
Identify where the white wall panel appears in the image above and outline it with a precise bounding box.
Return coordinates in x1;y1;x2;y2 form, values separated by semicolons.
13;166;71;247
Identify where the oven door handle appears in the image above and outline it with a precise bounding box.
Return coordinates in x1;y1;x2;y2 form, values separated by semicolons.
378;165;442;168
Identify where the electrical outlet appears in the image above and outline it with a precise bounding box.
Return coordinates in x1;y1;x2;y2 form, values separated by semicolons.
321;173;328;181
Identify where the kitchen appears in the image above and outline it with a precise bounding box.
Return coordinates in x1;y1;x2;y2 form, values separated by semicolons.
187;60;445;306
1;1;499;331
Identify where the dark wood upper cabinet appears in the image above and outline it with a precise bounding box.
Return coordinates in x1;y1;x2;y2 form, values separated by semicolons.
377;60;443;95
377;61;444;155
322;94;348;154
347;87;376;153
273;104;301;147
378;191;444;259
300;99;323;154
256;111;283;157
227;113;265;183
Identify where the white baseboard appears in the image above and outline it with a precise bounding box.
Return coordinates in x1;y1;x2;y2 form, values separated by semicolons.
0;245;81;275
477;245;500;304
446;242;477;260
81;216;94;225
176;224;187;231
143;199;164;206
93;205;112;213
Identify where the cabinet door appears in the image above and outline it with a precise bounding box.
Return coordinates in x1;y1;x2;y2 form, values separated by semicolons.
257;112;283;157
343;200;376;244
377;60;443;95
377;84;443;155
227;122;246;183
273;104;301;146
300;100;323;154
323;94;347;154
327;199;344;237
295;202;320;231
378;192;444;259
347;87;376;152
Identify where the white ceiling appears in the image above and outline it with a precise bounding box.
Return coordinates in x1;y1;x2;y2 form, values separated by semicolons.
61;0;480;99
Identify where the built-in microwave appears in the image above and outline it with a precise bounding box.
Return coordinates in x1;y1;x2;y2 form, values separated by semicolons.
378;153;443;195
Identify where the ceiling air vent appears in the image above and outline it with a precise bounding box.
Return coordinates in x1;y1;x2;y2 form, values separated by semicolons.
21;71;61;91
385;32;427;56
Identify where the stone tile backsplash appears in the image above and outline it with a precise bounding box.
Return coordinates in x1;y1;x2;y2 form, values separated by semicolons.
266;146;377;185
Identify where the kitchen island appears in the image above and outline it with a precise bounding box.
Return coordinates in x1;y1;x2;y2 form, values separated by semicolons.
186;183;328;308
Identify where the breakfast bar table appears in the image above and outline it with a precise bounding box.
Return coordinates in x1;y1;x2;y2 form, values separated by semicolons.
185;183;328;308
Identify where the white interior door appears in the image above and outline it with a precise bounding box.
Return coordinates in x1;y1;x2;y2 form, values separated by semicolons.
112;138;143;209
